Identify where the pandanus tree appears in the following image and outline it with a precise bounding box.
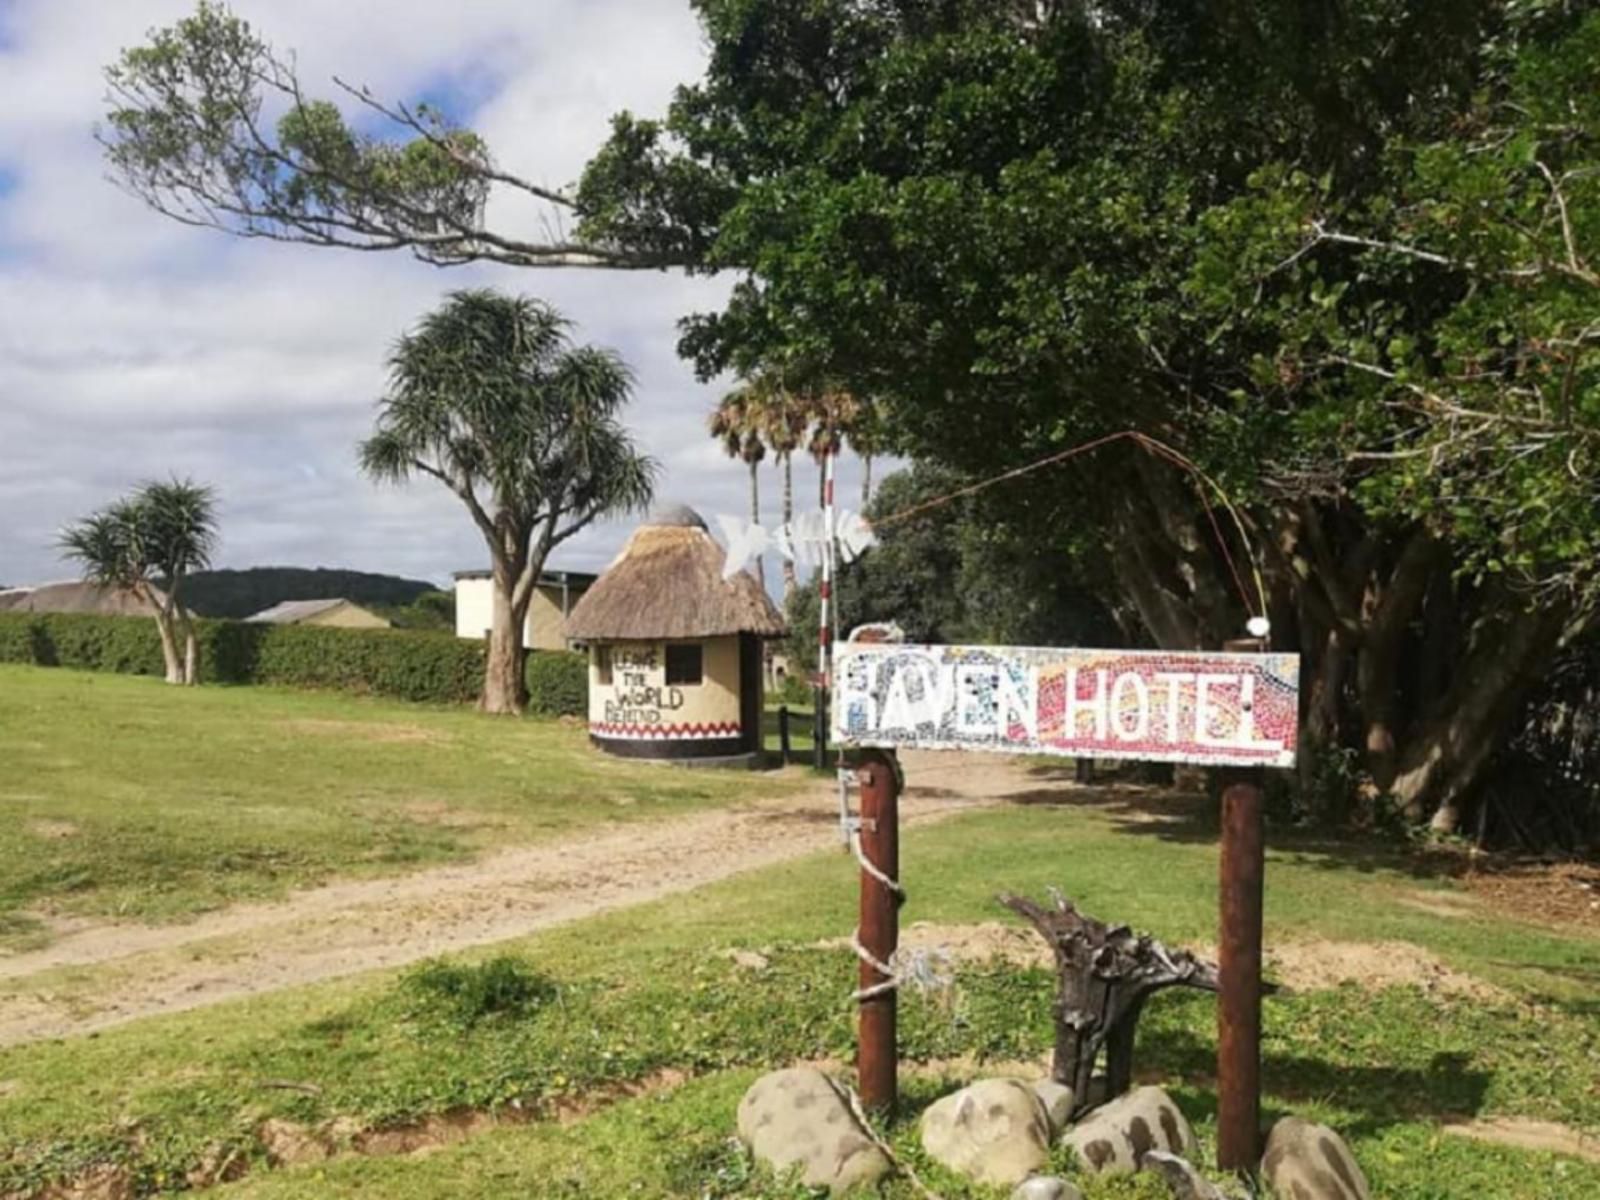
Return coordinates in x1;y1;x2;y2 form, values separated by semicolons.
709;382;768;588
60;479;217;685
360;289;656;715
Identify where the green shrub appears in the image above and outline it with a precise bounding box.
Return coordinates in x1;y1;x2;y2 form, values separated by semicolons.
0;613;166;675
0;612;482;704
524;650;587;717
399;956;556;1029
776;671;813;708
0;612;594;716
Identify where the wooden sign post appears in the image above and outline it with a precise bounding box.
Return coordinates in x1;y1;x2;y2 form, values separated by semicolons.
833;640;1299;1153
1217;636;1268;1170
855;749;900;1112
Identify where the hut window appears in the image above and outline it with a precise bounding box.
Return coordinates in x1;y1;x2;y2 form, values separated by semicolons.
665;643;703;686
595;645;613;685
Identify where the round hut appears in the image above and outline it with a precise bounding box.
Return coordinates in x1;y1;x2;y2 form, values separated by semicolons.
564;504;787;762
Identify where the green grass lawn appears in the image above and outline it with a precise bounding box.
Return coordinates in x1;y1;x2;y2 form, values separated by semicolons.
0;665;771;947
2;769;1596;1198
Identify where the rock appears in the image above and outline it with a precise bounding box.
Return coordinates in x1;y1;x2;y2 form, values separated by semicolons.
1011;1175;1085;1200
1261;1117;1370;1200
736;1068;891;1195
1030;1078;1076;1136
1142;1149;1228;1199
919;1077;1052;1186
1061;1085;1196;1175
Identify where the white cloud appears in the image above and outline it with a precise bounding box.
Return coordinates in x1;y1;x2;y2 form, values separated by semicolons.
0;0;879;593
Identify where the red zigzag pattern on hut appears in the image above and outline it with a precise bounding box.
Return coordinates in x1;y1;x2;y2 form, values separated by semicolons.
589;720;743;741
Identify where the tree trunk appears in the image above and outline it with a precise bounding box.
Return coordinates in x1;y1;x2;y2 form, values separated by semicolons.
154;613;183;684
180;616;200;686
1390;602;1571;828
749;457;765;591
482;581;531;715
781;453;797;603
139;582;184;684
862;454;873;509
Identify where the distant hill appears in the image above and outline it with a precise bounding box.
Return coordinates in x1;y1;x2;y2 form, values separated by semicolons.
167;567;443;620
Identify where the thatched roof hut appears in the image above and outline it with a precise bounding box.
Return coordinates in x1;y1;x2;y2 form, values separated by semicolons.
565;504;785;642
569;504;785;765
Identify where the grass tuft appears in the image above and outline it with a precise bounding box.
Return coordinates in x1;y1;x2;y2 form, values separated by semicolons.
398;956;557;1030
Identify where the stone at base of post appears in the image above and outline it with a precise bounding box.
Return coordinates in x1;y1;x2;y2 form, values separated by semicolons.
856;747;900;1114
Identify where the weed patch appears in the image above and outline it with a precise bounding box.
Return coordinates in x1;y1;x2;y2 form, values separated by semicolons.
398;957;557;1030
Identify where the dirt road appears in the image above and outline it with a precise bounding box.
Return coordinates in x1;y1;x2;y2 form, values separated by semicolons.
0;753;1044;1046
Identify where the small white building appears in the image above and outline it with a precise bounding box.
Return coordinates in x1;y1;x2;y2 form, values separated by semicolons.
452;568;596;651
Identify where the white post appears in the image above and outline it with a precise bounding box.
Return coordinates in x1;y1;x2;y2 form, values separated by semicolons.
816;450;836;768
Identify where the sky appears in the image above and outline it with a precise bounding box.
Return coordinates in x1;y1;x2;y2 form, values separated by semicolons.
0;0;873;590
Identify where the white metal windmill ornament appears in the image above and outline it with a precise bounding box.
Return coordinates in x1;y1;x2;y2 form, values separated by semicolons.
714;501;876;581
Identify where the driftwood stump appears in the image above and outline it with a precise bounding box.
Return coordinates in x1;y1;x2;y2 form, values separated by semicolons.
1000;888;1257;1114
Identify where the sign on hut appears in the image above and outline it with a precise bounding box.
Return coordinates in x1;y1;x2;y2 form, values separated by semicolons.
563;504;786;763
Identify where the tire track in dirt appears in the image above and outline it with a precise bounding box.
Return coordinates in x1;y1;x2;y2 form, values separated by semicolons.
0;753;1039;1046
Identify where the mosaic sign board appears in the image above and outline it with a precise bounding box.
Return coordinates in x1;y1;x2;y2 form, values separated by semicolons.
832;644;1299;768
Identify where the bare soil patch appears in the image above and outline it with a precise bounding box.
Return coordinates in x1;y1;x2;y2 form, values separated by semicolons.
1256;938;1510;1002
817;920;1051;969
23;819;79;840
1398;889;1479;919
816;924;1507;1003
1461;860;1600;932
278;718;447;745
0;751;1018;1046
1443;1116;1600;1164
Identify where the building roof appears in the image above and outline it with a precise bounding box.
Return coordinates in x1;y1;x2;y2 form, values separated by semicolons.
245;598;352;624
451;568;598;585
564;504;786;642
0;580;171;616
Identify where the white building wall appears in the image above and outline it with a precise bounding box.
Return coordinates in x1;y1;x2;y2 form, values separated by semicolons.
453;577;579;650
454;577;501;643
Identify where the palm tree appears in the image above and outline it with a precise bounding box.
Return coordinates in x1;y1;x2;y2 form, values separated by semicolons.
360;289;656;715
756;375;810;603
60;478;217;685
805;384;860;507
845;395;884;509
709;383;768;587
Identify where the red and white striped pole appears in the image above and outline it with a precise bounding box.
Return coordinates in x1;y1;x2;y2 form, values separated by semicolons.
814;451;835;769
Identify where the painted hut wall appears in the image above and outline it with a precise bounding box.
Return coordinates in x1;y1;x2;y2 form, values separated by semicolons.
589;637;744;745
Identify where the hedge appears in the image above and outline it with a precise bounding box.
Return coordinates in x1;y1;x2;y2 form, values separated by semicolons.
0;612;587;715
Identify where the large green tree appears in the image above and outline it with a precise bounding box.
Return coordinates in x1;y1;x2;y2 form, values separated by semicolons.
102;2;1600;829
60;479;218;685
360;290;655;714
577;0;1599;830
